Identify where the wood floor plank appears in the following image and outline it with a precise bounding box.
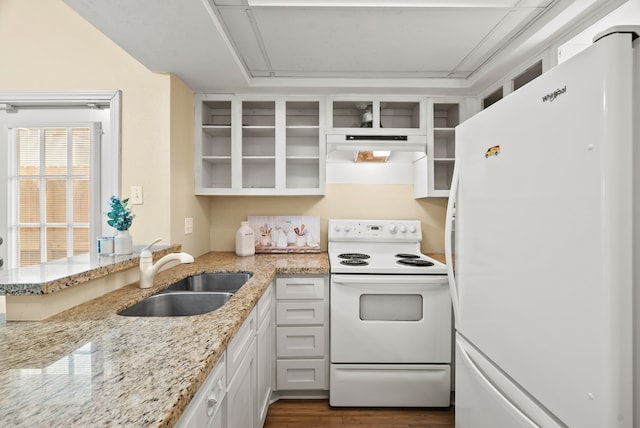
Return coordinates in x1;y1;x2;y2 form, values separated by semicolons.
264;399;455;428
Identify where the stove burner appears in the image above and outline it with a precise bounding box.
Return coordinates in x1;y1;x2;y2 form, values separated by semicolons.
397;258;434;267
395;253;420;259
338;253;370;260
340;259;369;266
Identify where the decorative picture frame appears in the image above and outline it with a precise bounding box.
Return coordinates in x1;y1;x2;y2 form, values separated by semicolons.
247;215;321;253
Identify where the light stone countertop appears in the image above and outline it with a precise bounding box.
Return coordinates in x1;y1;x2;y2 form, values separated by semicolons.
0;251;329;427
0;245;181;295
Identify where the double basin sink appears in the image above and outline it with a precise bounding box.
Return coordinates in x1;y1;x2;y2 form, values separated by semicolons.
118;272;252;317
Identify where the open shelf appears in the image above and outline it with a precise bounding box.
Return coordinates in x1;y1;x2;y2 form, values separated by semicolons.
202;100;232;126
201;158;232;189
380;101;420;129
196;96;324;195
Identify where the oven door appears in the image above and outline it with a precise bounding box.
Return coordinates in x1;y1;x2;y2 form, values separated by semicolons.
330;274;451;364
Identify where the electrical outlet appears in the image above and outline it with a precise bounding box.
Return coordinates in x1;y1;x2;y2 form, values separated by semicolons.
130;186;143;205
184;217;193;234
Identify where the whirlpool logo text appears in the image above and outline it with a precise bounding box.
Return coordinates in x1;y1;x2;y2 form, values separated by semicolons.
542;85;567;103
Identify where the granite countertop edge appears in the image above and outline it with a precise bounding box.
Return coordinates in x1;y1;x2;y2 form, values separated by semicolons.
0;244;182;295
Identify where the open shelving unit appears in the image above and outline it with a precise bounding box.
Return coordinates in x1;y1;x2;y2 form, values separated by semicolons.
413;100;462;198
199;99;233;190
195;96;325;195
286;101;321;189
242;101;276;189
432;103;459;193
329;98;424;134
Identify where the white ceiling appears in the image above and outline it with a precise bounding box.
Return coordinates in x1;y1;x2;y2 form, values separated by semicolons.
63;0;628;94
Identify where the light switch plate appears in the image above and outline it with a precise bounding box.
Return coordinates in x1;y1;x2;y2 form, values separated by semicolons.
130;186;143;205
184;217;193;234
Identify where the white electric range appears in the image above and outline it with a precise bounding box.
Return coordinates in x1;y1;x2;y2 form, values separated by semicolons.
328;219;452;407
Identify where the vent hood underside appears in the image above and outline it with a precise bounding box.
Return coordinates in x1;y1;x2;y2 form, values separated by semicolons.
327;134;427;154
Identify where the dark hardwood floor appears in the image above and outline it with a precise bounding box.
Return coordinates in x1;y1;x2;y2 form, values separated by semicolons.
264;399;455;428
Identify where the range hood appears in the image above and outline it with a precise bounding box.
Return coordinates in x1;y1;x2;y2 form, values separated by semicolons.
327;134;427;154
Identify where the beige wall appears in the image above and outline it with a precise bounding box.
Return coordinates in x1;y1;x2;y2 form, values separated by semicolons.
209;184;448;254
169;75;210;256
0;0;209;256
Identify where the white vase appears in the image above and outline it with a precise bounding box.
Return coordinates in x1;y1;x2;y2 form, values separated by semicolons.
114;230;133;255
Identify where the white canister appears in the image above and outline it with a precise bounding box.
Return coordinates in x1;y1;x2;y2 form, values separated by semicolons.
235;221;255;256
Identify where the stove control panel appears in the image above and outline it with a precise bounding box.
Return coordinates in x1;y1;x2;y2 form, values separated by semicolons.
329;219;421;242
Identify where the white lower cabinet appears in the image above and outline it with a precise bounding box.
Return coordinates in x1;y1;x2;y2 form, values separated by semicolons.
274;276;329;394
175;353;226;428
180;277;330;427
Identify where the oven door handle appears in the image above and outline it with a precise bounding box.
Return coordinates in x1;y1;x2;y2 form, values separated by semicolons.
331;275;447;285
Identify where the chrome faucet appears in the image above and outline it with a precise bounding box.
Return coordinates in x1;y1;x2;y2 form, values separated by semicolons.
139;239;194;289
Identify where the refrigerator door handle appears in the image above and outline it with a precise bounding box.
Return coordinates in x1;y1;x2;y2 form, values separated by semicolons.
445;162;460;323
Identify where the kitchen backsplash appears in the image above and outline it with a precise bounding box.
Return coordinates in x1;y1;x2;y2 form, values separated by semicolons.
208;183;447;254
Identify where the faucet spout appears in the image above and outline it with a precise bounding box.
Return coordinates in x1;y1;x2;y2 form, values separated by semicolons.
139;250;194;289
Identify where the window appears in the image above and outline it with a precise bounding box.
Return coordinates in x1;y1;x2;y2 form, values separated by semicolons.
513;60;543;91
11;125;99;266
482;87;503;110
0;90;121;270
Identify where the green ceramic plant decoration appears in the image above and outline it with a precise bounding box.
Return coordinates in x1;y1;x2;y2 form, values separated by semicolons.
107;196;134;231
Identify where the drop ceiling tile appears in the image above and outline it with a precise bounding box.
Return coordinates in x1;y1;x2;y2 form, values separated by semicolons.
248;8;510;77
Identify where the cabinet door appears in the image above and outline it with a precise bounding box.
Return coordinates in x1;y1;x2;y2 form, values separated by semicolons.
226;337;257;428
256;307;273;427
227;308;256;380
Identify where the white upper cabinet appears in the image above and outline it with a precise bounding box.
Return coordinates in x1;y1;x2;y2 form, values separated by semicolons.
414;99;467;198
328;97;426;134
195;95;325;195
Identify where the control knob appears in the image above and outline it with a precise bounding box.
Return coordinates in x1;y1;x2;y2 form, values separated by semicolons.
389;224;397;234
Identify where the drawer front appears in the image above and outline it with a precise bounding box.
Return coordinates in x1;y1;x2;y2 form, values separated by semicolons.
276;301;325;326
276;277;325;300
227;308;256;380
276;359;328;390
276;326;325;358
257;283;274;325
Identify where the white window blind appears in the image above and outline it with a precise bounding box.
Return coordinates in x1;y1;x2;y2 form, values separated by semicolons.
11;125;98;266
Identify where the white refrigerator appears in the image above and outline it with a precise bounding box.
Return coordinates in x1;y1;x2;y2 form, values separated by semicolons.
445;28;639;427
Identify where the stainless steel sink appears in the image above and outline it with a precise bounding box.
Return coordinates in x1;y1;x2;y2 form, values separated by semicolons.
118;291;233;317
165;272;252;293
